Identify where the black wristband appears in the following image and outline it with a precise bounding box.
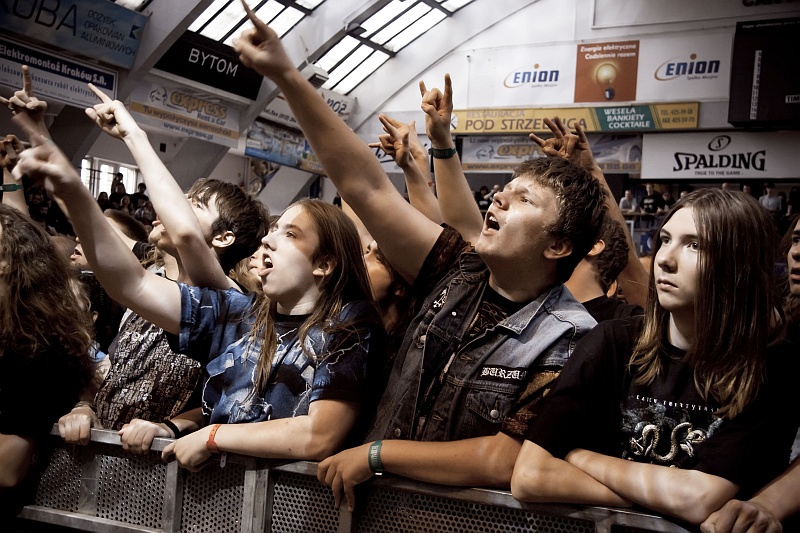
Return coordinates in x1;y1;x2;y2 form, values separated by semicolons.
162;418;182;439
428;147;457;159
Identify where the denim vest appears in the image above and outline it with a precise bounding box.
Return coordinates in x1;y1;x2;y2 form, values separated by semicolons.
366;250;596;442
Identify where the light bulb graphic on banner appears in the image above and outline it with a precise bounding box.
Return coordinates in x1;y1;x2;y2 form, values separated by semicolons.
595;62;618;100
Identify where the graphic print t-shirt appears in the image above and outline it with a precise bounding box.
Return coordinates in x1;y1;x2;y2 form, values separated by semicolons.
525;317;800;498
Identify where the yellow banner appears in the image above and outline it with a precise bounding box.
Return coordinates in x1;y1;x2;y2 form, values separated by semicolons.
452;103;698;134
453;108;597;134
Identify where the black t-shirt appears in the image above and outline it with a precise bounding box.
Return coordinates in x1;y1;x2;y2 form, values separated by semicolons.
582;295;643;323
641;193;666;215
525;318;800;498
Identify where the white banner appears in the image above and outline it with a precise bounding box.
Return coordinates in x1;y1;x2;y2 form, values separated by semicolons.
642;131;800;180
592;0;800;28
465;44;576;107
461;134;642;173
263;88;356;129
130;79;240;148
0;36;116;108
636;33;732;102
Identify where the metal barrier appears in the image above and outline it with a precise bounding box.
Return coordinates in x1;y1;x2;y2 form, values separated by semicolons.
15;426;693;533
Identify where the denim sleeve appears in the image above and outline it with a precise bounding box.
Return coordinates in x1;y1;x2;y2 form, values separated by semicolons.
175;283;255;365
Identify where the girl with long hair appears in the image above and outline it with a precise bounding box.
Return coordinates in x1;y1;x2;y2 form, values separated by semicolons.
11;127;386;470
0;204;93;490
511;189;798;525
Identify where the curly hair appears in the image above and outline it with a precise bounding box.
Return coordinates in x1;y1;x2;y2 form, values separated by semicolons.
0;205;93;389
591;218;630;294
512;157;608;282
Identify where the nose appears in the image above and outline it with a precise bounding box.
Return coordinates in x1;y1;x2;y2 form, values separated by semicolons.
655;243;676;273
492;189;507;209
791;243;800;262
262;231;275;249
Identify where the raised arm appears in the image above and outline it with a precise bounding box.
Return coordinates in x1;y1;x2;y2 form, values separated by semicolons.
233;0;441;285
566;448;737;524
85;85;235;290
530;118;648;308
1;135;27;213
368;114;442;224
701;458;800;533
12;115;181;334
0;66;49;137
420;74;484;244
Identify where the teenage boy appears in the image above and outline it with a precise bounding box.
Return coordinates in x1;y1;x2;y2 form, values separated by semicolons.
231;2;607;510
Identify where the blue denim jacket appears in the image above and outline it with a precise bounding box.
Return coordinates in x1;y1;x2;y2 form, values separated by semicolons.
175;284;382;427
366;249;596;442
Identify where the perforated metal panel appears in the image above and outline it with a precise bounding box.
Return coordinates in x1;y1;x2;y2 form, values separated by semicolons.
33;446;84;512
356;487;596;533
94;445;167;528
270;471;339;533
180;461;246;533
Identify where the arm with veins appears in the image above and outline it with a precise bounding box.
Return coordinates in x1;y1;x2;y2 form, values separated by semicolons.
419;74;484;243
368;114;442;224
85;84;236;291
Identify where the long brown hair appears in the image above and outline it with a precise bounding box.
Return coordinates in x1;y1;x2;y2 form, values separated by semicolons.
630;189;782;419
249;199;379;394
0;205;93;383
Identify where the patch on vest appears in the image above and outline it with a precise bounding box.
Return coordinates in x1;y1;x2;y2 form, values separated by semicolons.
478;365;528;383
431;287;448;310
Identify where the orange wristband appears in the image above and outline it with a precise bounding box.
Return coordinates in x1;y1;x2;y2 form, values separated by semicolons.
206;424;222;454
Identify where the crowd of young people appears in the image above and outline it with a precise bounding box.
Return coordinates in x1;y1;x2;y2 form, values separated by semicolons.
0;2;798;531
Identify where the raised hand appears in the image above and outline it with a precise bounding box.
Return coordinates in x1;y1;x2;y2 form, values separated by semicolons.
368;114;413;168
0;66;48;133
419;74;453;148
529;117;598;174
85;84;141;140
11;113;82;196
233;0;295;81
0;135;25;172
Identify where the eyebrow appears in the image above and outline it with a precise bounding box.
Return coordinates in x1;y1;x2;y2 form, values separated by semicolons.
280;223;305;235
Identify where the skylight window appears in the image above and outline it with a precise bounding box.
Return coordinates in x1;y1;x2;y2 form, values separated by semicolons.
191;0;316;43
313;0;475;93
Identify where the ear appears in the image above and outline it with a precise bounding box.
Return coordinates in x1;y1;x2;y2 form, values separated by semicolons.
543;237;573;260
312;256;335;279
586;239;606;258
211;230;235;250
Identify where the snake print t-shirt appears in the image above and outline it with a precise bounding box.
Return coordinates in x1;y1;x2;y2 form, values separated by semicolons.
524;317;800;499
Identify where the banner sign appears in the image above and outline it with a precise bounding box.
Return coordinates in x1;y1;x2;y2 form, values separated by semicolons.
574;40;639;103
246;119;324;175
642;131;800;179
465;44;576;107
452;103;697;134
593;0;800;28
130;79;240;148
0;0;148;69
636;33;730;102
154;31;262;100
460;134;642;173
263;88;356;128
0;36;116;107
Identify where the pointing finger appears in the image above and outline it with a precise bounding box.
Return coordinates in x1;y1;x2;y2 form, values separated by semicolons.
87;83;112;104
22;65;33;96
241;0;270;37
